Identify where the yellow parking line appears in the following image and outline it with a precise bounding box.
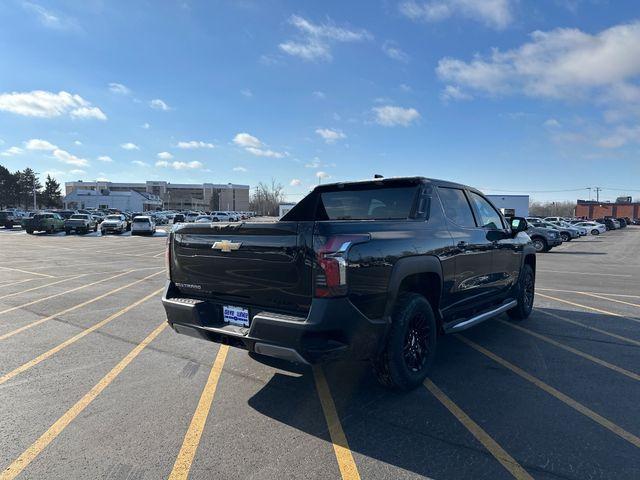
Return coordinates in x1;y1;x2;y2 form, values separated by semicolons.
497;320;640;381
537;288;640;299
575;292;640;309
0;274;87;301
168;345;229;480
424;379;533;480
536;293;640;324
313;365;361;480
0;284;163;384
0;278;40;289
456;335;640;448
0;268;161;317
0;321;168;480
535;309;640;347
0;266;54;278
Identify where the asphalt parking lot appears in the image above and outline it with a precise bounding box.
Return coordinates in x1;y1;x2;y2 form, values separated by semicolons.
0;226;639;480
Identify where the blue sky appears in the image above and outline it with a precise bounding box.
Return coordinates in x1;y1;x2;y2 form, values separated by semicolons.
0;0;639;202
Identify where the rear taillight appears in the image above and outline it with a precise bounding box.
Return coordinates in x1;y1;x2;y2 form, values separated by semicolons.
314;234;369;298
165;234;171;279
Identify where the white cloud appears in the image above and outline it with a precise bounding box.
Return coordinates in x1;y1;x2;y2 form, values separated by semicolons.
279;14;372;62
155;160;203;170
141;122;150;129
233;166;248;172
399;0;513;30
157;151;174;160
98;155;113;162
313;91;326;99
544;118;562;128
121;142;139;150
596;125;640;148
132;160;149;167
69;106;107;120
25;138;58;151
149;98;170;111
436;21;640;103
0;90;106;120
315;128;346;143
176;140;215;149
69;169;85;175
74;140;82;146
373;105;421;127
382;41;409;63
241;89;253;98
108;82;131;95
233;132;285;158
316;171;330;179
290;178;302;186
245;147;284;158
440;85;473;102
233;133;262;148
53;148;89;167
0;146;24;157
22;2;77;30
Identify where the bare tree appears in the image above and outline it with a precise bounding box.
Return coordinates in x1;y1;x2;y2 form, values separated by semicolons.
249;179;285;216
529;201;576;217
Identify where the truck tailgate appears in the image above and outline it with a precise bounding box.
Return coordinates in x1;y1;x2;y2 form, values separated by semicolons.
170;221;314;314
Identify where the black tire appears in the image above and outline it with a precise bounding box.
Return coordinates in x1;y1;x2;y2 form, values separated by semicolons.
65;229;71;235
531;237;548;253
507;264;535;320
26;229;33;235
560;232;571;242
373;293;438;391
591;229;600;235
94;225;98;232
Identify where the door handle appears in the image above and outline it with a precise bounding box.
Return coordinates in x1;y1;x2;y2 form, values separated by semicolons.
457;241;468;250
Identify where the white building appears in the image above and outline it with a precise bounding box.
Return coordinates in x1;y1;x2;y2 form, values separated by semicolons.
63;189;162;212
486;195;529;217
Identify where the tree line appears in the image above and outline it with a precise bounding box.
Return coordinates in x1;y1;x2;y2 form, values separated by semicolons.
0;164;63;210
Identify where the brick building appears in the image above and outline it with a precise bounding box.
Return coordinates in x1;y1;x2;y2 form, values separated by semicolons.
575;200;640;219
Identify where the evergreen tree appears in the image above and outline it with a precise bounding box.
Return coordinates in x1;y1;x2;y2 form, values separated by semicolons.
42;174;63;208
16;168;42;210
0;164;19;208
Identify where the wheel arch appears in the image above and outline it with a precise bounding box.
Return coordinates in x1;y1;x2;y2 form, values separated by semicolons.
385;256;443;325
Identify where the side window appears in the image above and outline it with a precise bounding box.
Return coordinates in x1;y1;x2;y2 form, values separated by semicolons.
437;187;477;228
469;192;505;230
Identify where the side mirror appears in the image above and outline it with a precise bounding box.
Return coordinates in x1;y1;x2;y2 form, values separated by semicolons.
510;217;528;235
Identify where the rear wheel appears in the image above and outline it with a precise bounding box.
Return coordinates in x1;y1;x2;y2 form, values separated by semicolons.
47;225;54;234
373;293;437;391
507;264;535;320
65;229;71;235
591;229;600;235
26;229;33;234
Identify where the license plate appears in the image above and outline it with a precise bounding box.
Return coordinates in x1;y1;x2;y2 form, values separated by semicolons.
222;305;249;327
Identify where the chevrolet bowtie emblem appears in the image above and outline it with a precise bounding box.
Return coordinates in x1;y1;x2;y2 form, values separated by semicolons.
212;240;241;252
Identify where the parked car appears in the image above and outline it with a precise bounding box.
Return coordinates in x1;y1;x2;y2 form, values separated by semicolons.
22;212;65;234
616;218;627;228
131;215;156;235
527;218;571;244
194;215;214;223
547;220;585;238
100;214;128;235
211;211;234;222
574;221;606;235
184;212;199;223
0;211;16;229
526;221;563;252
163;176;537;390
173;213;185;223
64;214;98;234
595;218;616;230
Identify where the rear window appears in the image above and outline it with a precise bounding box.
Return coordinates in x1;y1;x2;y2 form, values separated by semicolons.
70;215;89;220
315;187;418;220
133;217;150;223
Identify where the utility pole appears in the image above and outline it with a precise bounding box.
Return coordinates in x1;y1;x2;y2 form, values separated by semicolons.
587;187;592;201
33;172;39;210
594;186;602;202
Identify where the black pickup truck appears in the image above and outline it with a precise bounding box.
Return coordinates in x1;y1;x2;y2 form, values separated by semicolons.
163;177;536;390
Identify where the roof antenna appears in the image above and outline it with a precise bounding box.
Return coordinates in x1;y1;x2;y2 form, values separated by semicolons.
374;174;384;179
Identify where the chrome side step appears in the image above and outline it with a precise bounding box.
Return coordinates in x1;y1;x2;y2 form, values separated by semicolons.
445;300;517;333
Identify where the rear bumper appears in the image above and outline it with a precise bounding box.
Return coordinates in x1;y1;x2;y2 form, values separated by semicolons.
162;281;387;365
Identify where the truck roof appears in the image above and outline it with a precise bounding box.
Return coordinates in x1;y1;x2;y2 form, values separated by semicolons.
313;176;478;193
